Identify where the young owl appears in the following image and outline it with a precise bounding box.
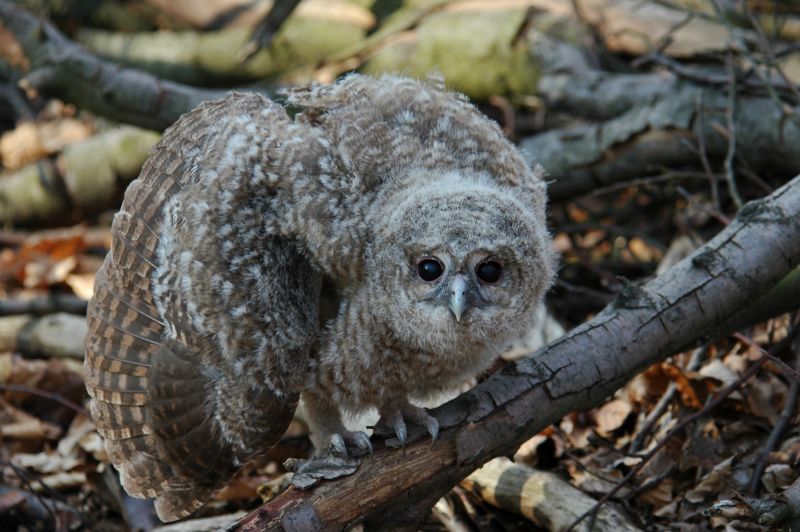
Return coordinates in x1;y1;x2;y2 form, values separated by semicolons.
84;74;556;522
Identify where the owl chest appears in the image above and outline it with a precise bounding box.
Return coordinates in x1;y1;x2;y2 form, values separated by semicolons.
361;342;472;398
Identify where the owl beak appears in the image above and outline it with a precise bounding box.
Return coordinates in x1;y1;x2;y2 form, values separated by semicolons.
449;274;468;322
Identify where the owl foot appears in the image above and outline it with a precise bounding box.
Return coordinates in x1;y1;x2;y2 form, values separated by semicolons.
286;431;369;490
330;430;373;457
375;404;439;447
285;451;360;490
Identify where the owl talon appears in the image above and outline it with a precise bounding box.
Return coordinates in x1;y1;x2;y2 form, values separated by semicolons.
377;404;442;447
330;433;348;458
427;416;439;443
353;432;374;455
400;404;439;444
324;430;372;458
394;418;407;447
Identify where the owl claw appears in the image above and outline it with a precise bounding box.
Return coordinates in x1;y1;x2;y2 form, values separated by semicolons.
377;403;439;447
394;418;408;447
330;433;348;458
327;430;372;458
427;416;439;444
353;432;374;455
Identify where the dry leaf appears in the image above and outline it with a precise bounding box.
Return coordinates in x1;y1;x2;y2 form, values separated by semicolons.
64;272;96;300
685;456;733;503
594;398;634;436
662;362;703;409
761;464;797;493
700;359;740;388
0;122;44;169
0;229;87;289
628;236;660;263
12;452;81;474
79;431;107;462
0;418;62;440
0;119;91;170
0;24;26;68
36;471;86;491
568;465;632;498
747;374;787;425
57;415;96;457
637;477;673;509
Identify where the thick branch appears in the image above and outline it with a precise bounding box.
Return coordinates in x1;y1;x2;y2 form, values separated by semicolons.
235;175;800;530
0;126;160;226
76;5;369;85
0;1;227;131
529;69;800;200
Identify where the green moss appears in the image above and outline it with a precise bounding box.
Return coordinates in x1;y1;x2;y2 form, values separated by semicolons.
77;18;366;85
361;8;540;100
0;164;68;226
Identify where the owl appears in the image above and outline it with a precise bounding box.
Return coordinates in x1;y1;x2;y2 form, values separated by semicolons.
84;74;556;522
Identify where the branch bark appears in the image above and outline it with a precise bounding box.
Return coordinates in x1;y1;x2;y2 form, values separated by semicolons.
234;175;800;530
528;66;800;200
76;4;369;85
0;126;160;226
0;1;227;131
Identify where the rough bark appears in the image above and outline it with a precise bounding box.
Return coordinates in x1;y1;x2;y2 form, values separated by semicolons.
233;176;800;529
528;67;800;201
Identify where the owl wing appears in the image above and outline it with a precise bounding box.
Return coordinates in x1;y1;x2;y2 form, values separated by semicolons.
84;94;309;521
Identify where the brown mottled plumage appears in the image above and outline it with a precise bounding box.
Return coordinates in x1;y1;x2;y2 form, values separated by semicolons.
84;74;556;521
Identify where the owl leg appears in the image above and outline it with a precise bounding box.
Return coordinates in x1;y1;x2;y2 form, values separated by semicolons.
376;400;439;447
302;392;372;456
288;393;372;490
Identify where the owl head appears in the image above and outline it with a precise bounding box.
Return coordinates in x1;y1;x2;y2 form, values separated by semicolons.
367;172;556;359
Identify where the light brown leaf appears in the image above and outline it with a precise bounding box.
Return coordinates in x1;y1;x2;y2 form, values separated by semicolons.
685;456;733;504
593;397;634;436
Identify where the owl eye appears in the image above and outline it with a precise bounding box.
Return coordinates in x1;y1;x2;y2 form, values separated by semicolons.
417;258;444;282
476;261;502;283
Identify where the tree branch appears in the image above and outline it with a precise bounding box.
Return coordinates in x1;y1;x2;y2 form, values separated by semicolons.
0;0;227;131
233;176;800;529
529;68;800;200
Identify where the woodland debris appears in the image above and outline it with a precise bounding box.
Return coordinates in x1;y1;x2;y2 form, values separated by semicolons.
462;457;640;531
0;313;87;359
77;1;373;85
0;126;159;226
0;1;228;131
0;117;91;170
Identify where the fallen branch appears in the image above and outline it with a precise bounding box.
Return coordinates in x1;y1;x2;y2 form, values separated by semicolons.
232;175;800;529
529;66;800;200
0;126;160;226
0;313;87;359
0;294;87;316
242;0;303;60
0;1;226;131
76;3;370;85
462;457;639;531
